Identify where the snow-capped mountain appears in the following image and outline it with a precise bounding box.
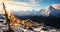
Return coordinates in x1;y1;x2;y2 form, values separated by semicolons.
40;4;60;17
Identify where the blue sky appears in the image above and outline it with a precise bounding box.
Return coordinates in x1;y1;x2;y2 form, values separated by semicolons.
0;0;60;11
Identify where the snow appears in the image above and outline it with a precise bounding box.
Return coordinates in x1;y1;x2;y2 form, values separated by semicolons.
11;24;60;32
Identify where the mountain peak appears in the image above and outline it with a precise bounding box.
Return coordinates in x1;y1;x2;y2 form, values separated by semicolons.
40;4;60;17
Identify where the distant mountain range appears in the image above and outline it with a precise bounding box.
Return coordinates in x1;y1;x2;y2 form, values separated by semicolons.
11;4;60;18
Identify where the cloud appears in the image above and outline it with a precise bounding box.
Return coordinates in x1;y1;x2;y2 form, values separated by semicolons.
0;0;33;11
0;0;41;11
29;0;36;5
28;0;41;6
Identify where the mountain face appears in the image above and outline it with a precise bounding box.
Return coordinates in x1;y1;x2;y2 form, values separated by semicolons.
40;4;60;17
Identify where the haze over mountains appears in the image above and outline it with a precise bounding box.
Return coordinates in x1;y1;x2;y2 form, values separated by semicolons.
11;4;60;18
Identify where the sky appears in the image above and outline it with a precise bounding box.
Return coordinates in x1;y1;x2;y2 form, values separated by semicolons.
0;0;60;11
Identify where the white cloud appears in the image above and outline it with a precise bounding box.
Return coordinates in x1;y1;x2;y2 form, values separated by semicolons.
28;0;41;6
0;0;41;11
0;0;32;11
29;0;36;5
